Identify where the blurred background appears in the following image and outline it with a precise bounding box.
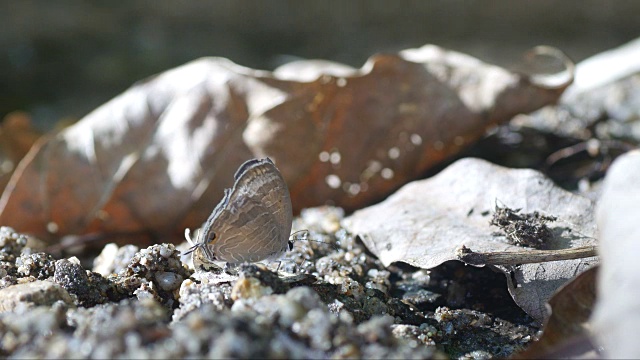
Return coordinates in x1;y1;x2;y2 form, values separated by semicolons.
2;0;640;130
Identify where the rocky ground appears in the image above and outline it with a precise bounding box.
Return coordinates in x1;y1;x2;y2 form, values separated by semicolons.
0;206;538;359
1;36;639;359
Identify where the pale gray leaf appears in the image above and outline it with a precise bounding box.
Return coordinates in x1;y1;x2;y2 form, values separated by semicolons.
343;158;597;322
593;150;640;358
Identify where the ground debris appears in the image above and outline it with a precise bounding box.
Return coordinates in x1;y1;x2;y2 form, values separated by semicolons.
490;204;557;249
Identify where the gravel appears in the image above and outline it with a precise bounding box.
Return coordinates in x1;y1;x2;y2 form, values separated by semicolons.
0;207;539;359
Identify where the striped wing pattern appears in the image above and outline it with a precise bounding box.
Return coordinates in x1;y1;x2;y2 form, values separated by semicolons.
197;158;293;265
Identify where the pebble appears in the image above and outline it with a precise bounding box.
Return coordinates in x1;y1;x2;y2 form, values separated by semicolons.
92;243;139;276
0;280;74;311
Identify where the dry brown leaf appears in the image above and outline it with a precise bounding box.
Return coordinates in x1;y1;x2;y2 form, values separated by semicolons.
0;112;42;193
0;45;571;244
513;266;598;359
342;158;597;322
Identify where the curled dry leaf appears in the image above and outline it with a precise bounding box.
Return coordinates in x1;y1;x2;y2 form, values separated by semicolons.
593;150;640;358
514;266;598;359
342;158;597;322
0;45;571;244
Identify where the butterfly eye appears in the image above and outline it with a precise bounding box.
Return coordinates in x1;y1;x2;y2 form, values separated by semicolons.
287;240;294;251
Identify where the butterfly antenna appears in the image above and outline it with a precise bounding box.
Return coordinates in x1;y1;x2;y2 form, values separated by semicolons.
289;229;339;251
289;229;309;240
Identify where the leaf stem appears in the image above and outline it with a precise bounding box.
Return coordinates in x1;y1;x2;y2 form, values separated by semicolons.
455;245;598;266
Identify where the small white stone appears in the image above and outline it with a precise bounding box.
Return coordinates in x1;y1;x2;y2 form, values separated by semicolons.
159;246;173;259
155;271;183;292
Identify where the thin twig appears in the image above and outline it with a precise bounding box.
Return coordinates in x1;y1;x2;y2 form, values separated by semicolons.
455;245;598;266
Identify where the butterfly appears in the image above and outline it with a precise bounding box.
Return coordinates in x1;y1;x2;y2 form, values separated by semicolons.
184;158;293;268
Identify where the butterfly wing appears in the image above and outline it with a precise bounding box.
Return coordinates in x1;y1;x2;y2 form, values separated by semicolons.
200;158;293;265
